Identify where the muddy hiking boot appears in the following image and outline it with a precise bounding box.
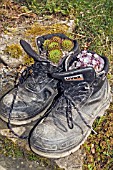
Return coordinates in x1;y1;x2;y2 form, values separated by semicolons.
0;33;79;126
30;51;112;158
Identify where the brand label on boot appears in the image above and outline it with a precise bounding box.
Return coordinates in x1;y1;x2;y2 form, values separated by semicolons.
64;74;84;81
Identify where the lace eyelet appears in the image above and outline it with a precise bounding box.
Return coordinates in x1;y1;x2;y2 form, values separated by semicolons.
22;69;27;77
34;62;40;68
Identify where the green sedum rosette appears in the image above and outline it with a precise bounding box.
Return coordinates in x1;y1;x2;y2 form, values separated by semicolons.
62;39;74;51
48;41;60;51
42;36;74;64
43;39;51;50
48;49;63;64
51;36;62;43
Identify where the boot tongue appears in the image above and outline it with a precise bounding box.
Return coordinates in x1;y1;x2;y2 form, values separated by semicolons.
51;66;96;85
63;67;96;84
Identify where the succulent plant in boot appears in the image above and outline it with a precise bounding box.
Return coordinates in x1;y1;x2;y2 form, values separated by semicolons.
43;39;51;50
48;49;63;64
48;42;60;51
62;39;74;51
51;36;62;44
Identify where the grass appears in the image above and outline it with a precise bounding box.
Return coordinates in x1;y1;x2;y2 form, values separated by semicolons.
0;0;113;169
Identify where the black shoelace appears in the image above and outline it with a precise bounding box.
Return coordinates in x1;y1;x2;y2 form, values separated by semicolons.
29;79;97;134
57;81;97;134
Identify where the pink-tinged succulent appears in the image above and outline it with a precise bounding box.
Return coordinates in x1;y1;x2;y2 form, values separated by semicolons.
75;51;104;72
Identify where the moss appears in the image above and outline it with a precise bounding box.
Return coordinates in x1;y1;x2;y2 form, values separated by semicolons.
0;136;23;158
25;23;70;45
0;134;64;170
22;54;34;65
4;44;23;59
48;49;63;64
62;39;74;51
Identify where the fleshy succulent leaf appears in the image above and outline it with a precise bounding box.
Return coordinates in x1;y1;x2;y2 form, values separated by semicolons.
62;39;74;51
48;42;60;51
48;49;63;64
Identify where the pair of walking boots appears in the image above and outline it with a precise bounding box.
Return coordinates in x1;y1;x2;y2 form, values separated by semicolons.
0;33;111;158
